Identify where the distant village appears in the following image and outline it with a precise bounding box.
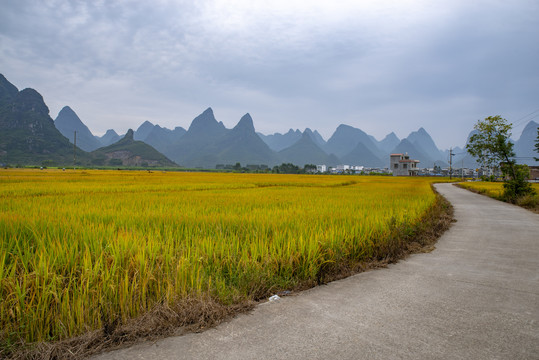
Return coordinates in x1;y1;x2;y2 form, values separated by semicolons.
216;152;539;180
312;152;502;178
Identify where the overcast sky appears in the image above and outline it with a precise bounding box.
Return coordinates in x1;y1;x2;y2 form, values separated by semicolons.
1;0;538;149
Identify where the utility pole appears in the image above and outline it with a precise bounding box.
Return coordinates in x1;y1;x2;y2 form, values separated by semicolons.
449;147;454;180
73;131;77;170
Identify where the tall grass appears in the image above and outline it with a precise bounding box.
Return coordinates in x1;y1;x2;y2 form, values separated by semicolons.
1;170;444;352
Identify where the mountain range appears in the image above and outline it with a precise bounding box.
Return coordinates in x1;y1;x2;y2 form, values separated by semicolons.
1;73;537;169
0;74;90;166
0;74;176;167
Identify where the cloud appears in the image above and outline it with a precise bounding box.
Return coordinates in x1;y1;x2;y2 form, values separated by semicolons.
1;0;538;148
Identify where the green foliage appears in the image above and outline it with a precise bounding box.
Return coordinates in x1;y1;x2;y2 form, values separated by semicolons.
480;175;497;182
466;115;514;169
502;165;536;202
466;115;534;201
272;163;301;174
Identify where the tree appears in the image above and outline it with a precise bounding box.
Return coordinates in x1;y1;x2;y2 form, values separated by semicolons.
466;115;535;201
466;116;514;173
272;163;300;174
303;164;317;173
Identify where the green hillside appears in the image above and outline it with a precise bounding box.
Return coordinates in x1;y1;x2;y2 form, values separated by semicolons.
91;129;177;167
0;74;90;166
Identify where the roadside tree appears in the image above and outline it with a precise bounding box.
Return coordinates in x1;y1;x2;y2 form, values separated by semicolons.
466;115;535;202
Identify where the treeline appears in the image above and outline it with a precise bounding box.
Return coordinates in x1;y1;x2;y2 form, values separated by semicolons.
216;163;317;174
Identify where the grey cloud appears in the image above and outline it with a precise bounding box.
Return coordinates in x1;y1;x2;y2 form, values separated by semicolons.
1;1;538;149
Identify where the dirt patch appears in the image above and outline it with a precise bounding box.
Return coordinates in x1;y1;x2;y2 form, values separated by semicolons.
6;297;255;360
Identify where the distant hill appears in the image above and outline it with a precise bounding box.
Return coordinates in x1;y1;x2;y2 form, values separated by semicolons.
187;113;279;168
514;121;538;165
279;132;339;167
134;120;155;141
402;128;448;167
0;74;90;166
390;139;436;168
96;129;121;146
325;124;384;160
91;129;177;167
54;106;102;151
303;128;326;148
377;132;400;153
142;124;186;155
341;142;385;168
405;128;444;160
0;73;18;103
258;129;303;151
164;107;228;166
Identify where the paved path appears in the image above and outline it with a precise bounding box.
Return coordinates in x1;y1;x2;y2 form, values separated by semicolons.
93;183;539;360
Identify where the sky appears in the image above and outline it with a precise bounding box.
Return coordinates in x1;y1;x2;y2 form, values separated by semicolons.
1;0;538;149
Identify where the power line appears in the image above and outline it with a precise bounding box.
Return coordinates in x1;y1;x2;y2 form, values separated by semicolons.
512;108;539;128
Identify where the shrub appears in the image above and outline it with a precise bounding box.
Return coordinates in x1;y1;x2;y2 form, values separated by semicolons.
502;164;536;202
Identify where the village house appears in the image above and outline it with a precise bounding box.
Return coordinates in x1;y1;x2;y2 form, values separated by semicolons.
390;153;420;176
316;164;327;173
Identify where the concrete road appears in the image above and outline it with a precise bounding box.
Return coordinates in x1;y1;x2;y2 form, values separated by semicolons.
93;183;539;360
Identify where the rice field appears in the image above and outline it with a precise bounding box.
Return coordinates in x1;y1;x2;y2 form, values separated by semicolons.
458;181;539;209
458;181;507;198
459;181;539;197
0;169;447;352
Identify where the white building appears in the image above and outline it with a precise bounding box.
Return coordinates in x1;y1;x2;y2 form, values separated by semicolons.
390;153;420;176
316;164;327;173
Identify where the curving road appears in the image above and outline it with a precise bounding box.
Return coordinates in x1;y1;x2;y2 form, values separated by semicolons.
93;183;539;360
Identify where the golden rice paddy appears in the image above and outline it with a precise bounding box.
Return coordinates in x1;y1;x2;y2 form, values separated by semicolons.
458;181;539;199
0;169;447;350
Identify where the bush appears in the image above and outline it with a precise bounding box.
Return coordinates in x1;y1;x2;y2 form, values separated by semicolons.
502;165;536;202
516;193;539;209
